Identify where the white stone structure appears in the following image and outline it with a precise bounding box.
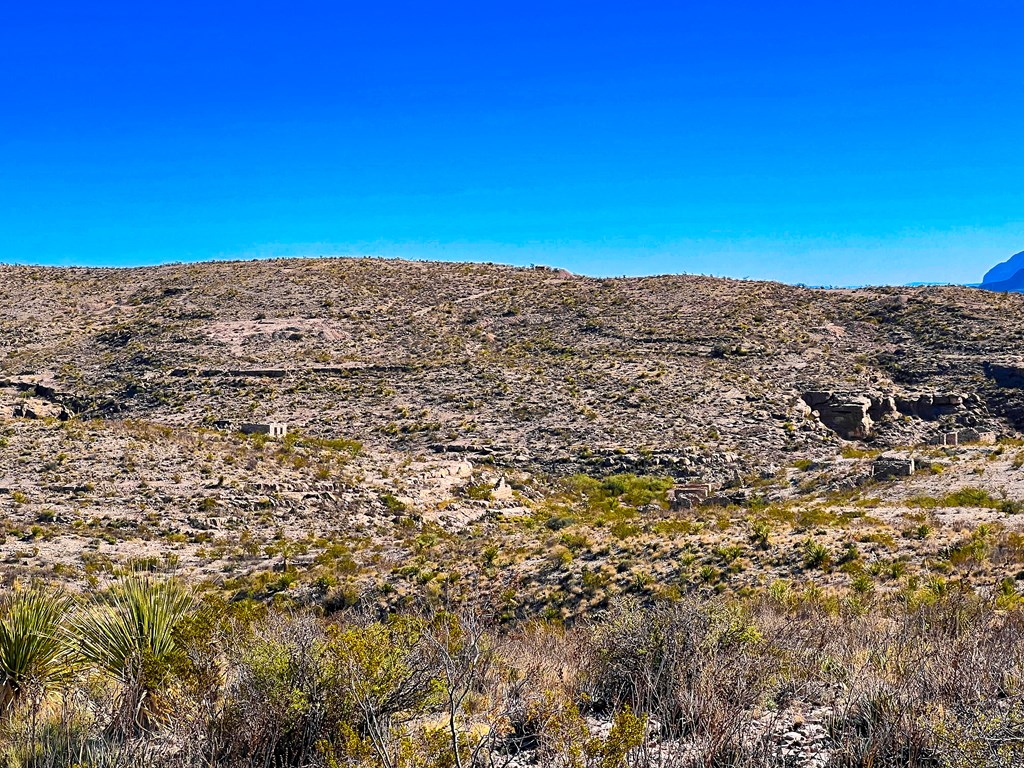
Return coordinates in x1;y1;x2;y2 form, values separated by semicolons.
239;422;288;438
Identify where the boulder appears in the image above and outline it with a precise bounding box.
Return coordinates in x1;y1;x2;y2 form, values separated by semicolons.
790;397;813;419
802;391;833;407
815;395;873;440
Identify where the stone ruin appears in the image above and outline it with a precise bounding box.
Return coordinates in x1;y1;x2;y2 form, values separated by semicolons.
929;428;997;447
240;422;288;438
667;483;712;511
871;454;915;480
214;420;288;438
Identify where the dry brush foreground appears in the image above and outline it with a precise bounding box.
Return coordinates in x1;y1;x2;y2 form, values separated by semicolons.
1;578;1023;768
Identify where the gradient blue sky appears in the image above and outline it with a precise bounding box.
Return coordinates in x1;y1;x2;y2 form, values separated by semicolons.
2;2;1022;285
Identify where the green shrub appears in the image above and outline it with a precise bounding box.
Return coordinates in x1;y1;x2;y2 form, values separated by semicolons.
568;473;673;514
907;487;1009;510
749;520;772;548
801;538;831;570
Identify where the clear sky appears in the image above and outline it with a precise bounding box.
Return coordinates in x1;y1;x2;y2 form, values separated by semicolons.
2;2;1022;285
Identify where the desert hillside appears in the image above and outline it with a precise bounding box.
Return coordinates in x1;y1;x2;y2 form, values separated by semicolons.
0;256;1023;605
4;256;1024;469
3;258;1024;592
4;258;1024;765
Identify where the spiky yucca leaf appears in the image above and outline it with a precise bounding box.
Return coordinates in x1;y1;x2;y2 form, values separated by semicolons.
70;574;195;691
0;585;74;712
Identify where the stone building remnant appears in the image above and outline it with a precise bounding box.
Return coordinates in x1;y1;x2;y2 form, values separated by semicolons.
667;483;712;510
239;422;288;438
930;429;997;447
211;420;289;438
871;455;915;479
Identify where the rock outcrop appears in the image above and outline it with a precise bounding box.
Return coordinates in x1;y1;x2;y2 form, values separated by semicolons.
985;362;1024;389
802;392;875;439
802;391;971;440
12;398;69;420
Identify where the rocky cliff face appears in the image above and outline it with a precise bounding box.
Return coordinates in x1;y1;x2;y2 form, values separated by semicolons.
799;390;985;440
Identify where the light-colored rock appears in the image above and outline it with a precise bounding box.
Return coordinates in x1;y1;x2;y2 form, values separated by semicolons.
492;478;514;501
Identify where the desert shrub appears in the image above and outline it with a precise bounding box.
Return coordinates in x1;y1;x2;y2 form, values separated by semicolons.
801;537;832;570
567;473;673;515
749;519;772;548
461;483;493;501
907;486;1006;510
800;591;1024;767
545;515;576;531
934;700;1024;767
941;527;992;568
0;697;162;768
211;612;336;767
214;611;464;766
321;614;441;763
584;599;770;757
1000;498;1024;515
4;582;1024;767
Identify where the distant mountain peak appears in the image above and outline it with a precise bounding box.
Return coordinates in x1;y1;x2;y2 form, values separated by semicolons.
983;250;1024;286
981;266;1024;294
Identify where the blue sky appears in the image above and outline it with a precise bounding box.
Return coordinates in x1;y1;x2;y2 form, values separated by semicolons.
2;2;1022;285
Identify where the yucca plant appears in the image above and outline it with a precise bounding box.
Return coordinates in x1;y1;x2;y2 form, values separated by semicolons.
0;585;74;713
69;574;195;727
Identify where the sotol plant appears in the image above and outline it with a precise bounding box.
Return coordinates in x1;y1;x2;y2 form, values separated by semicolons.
70;574;195;725
0;585;74;713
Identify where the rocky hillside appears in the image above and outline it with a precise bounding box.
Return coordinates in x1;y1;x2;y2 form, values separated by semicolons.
4;257;1024;614
3;257;1024;478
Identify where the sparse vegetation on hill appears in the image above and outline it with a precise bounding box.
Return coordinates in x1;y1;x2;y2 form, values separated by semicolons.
3;257;1024;763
